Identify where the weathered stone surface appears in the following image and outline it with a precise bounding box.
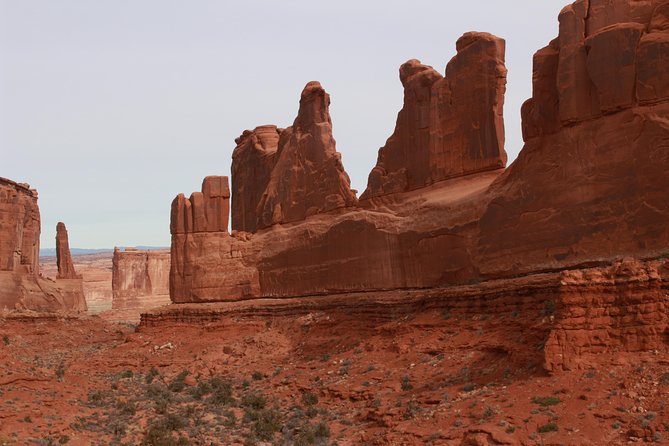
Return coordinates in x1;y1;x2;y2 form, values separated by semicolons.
362;32;507;199
637;32;669;103
585;23;644;112
0;177;40;273
231;125;280;233
110;247;171;321
256;82;358;229
521;40;561;140
56;222;79;279
0;177;86;312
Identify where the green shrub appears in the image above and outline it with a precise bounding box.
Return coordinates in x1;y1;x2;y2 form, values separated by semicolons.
537;422;558;433
531;396;561;407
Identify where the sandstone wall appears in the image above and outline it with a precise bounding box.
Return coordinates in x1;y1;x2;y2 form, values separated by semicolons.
110;247;171;321
361;32;507;199
0;177;40;274
170;4;669;304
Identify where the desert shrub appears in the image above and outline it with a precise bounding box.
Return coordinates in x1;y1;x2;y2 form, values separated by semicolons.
531;396;560;407
146;367;160;384
250;408;282;440
401;375;413;391
2;335;9;346
207;377;234;406
116;400;137;416
537;422;558;433
120;370;133;379
295;421;330;445
301;391;318;406
251;371;264;381
143;413;190;445
168;370;189;392
242;393;267;411
87;390;111;407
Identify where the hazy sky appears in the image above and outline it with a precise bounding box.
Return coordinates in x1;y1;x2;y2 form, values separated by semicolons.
1;0;568;249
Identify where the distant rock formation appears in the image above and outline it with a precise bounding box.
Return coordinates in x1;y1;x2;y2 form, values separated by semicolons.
0;177;86;312
109;247;170;322
361;32;507;199
56;222;79;279
231;82;357;233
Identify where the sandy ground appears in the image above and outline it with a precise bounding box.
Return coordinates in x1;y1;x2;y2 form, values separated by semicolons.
1;300;668;446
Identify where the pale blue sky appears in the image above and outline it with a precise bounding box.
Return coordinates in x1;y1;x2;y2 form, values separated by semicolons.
1;0;568;249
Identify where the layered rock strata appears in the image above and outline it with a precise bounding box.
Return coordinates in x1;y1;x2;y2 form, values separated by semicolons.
110;247;170;322
146;259;669;373
169;3;669;366
0;178;86;312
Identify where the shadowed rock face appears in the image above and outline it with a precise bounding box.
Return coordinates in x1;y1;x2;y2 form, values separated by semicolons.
0;178;86;312
361;32;508;199
56;222;79;279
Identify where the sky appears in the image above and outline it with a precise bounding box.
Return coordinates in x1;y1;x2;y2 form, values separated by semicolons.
1;0;569;249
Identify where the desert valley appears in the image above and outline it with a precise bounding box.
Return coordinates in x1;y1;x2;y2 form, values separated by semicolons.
2;1;669;445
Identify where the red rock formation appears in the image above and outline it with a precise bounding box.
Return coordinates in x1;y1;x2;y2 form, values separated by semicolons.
0;177;40;274
230;83;357;233
256;81;358;229
110;247;170;322
170;176;260;302
169;2;669;374
231;125;280;233
362;32;507;199
0;177;86;312
56;222;79;279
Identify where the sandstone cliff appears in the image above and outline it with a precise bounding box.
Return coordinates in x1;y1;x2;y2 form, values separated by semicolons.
110;247;170;322
169;3;669;367
0;178;86;312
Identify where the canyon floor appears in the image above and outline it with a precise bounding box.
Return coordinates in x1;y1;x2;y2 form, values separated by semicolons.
1;291;668;446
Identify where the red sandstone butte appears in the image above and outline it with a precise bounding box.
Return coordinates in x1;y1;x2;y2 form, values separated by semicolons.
169;7;669;369
108;247;170;322
361;32;507;199
55;222;79;279
0;177;86;312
